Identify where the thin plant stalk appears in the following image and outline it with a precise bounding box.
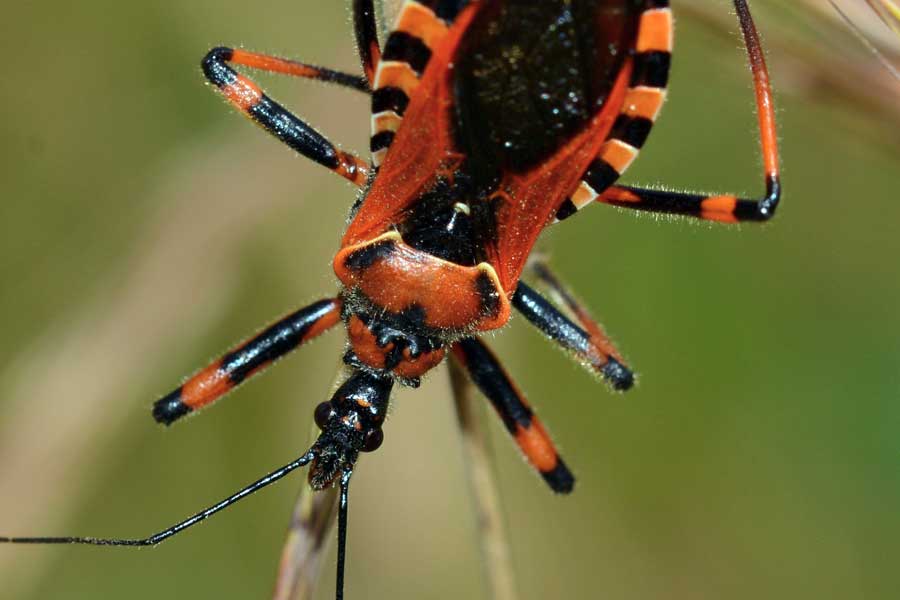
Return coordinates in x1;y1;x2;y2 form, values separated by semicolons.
272;388;341;600
448;358;519;600
679;0;900;146
865;0;900;35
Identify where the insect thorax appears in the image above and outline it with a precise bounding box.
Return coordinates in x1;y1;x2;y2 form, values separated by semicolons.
335;173;513;386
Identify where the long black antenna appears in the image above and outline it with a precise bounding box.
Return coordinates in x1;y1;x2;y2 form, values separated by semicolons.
0;451;316;547
335;467;354;600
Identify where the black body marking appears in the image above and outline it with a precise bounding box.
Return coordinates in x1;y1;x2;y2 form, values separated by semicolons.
555;199;579;221
370;130;396;154
382;31;432;74
340;295;444;384
630;50;671;88
610;115;654;149
474;271;502;318
584;159;621;191
342;238;398;272
399;174;499;266
372;87;410;114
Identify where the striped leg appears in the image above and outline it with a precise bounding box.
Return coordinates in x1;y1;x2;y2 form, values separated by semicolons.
558;0;780;223
592;182;778;223
554;2;673;222
152;298;342;425
513;262;634;392
353;0;381;86
208;48;370;91
202;48;370;186
451;338;575;494
589;0;781;223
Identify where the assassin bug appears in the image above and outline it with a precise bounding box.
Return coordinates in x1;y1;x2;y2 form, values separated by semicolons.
1;0;781;598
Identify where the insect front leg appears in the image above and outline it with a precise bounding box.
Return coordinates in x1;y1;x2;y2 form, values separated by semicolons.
451;337;575;494
202;48;370;186
153;297;342;425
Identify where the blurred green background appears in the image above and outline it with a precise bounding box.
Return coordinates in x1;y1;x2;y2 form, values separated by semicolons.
1;1;898;599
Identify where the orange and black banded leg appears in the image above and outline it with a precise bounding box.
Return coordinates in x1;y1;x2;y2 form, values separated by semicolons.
213;47;370;91
153;298;342;425
592;181;779;223
202;48;369;186
451;338;574;494
353;0;381;86
591;0;781;222
513;266;634;392
554;1;673;223
556;0;780;225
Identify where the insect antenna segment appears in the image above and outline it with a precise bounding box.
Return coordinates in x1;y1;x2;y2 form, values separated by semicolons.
0;368;392;599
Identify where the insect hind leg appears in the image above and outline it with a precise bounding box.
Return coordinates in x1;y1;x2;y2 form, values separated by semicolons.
578;0;781;224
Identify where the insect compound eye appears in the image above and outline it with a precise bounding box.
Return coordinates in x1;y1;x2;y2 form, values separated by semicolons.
314;402;335;430
361;428;384;453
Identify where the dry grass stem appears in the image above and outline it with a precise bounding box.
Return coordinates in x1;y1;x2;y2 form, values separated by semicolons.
271;373;350;600
271;476;338;600
680;0;900;147
448;359;519;600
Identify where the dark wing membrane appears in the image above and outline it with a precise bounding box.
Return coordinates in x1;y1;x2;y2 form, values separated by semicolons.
452;0;643;181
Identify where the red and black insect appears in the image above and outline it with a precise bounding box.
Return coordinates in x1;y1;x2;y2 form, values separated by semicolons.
1;1;781;598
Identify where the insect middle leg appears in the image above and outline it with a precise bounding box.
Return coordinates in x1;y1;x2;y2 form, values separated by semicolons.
201;48;371;186
451;337;575;494
513;260;634;391
153;298;342;425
